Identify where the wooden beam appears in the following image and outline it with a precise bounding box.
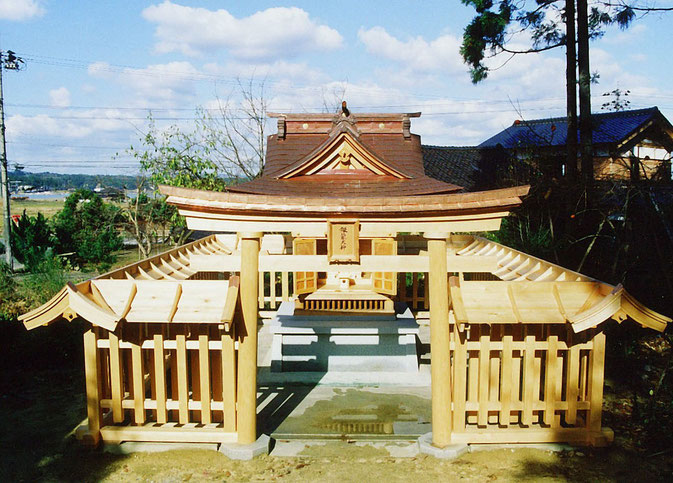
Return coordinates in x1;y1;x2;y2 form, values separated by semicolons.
83;329;102;446
99;425;237;444
189;254;498;274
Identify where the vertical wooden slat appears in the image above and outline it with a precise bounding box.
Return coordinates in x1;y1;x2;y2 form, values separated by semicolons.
281;272;289;301
452;316;467;432
467;327;479;404
131;330;145;425
412;273;419;309
270;271;277;309
108;331;124;423
83;329;102;444
258;271;265;309
522;327;535;426
566;339;581;425
478;325;489;427
544;331;559;427
423;273;429;310
176;334;189;424
191;347;201;422
500;326;513;427
170;338;179;421
153;334;167;424
588;331;606;431
222;327;237;432
199;331;211;424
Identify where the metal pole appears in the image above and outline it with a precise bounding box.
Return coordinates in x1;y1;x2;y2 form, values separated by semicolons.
0;51;13;269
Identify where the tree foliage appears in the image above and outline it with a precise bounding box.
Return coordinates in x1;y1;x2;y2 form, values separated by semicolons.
51;189;123;270
460;0;636;83
10;211;54;271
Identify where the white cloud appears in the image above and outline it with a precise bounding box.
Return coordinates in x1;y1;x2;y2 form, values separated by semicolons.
48;87;71;107
88;60;200;105
7;111;131;139
358;26;464;74
0;0;44;21
142;2;343;59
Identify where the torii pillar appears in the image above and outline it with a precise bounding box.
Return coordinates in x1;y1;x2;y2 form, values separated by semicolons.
237;232;262;445
425;232;452;448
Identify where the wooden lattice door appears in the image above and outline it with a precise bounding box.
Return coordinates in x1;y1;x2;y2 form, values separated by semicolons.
372;238;397;296
293;238;318;295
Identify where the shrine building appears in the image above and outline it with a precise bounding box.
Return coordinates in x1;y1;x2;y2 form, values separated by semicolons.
20;108;671;456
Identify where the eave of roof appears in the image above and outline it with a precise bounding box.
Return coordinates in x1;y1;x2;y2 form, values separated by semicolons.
160;184;530;217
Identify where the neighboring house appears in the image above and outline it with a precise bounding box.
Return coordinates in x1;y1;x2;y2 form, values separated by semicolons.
478;107;673;182
425;107;673;188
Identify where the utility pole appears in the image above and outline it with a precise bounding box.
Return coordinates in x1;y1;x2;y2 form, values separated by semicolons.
0;50;23;269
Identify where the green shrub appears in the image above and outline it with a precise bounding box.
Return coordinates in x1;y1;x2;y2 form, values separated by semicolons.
51;189;123;270
11;211;55;270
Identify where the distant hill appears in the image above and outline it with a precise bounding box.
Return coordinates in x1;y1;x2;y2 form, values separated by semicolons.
8;171;139;191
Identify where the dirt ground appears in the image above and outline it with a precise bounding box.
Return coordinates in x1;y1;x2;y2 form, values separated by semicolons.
2;364;673;482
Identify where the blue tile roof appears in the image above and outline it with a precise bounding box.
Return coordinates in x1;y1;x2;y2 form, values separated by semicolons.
479;107;664;149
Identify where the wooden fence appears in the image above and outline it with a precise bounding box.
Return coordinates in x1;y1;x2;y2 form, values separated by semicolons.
82;322;238;444
448;319;608;445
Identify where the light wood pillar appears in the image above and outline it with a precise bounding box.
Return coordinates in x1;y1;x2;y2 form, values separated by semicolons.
425;232;452;448
83;328;102;446
237;232;262;445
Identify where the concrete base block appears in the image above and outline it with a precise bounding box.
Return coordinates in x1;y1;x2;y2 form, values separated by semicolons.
104;442;219;455
417;433;468;459
218;434;270;460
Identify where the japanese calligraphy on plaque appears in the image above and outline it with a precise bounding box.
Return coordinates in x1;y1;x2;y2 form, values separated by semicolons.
327;220;360;263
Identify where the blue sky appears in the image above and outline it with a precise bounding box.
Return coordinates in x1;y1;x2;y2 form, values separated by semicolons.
1;0;672;175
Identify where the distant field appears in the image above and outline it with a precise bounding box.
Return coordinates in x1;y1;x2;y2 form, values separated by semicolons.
11;198;65;218
0;199;66;237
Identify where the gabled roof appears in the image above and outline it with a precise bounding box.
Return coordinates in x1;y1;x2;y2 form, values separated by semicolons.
479;107;673;151
227;112;464;198
454;235;671;332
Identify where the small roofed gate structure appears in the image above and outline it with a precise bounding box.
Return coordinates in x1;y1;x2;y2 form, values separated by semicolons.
21;109;670;452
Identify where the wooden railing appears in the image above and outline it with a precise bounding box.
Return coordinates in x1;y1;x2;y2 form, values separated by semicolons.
448;320;608;445
256;270;430;313
83;322;238;444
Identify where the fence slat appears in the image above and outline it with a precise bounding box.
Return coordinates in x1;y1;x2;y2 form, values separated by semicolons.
412;273;418;309
452;319;467;432
131;329;145;425
478;326;489;427
176;334;189;424
423;273;429;309
109;332;124;423
281;272;289;301
522;328;535;426
222;328;237;432
500;327;513;427
566;341;580;425
270;272;277;309
544;333;559;427
190;349;201;422
153;334;167;424
258;272;265;309
199;332;211;424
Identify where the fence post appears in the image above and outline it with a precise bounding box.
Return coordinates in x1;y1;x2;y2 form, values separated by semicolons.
83;328;102;446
